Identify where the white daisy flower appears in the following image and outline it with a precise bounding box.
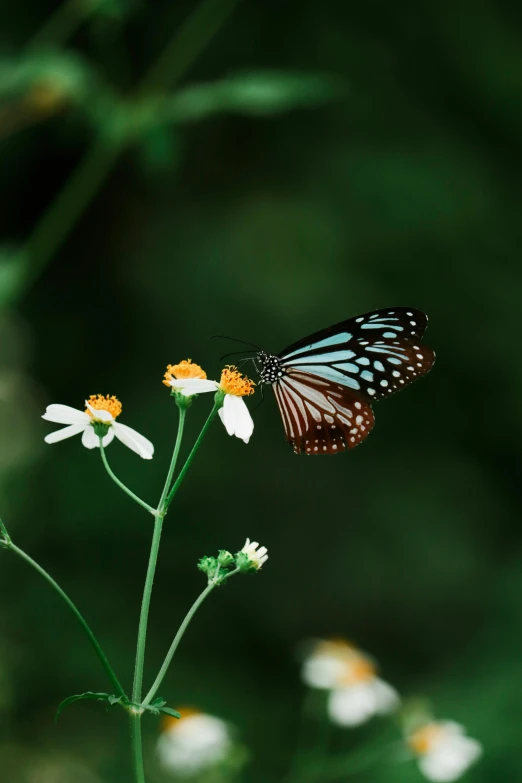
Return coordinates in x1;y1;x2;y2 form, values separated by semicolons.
302;639;399;726
408;720;482;782
157;709;233;777
42;395;153;459
164;361;255;444
240;538;268;570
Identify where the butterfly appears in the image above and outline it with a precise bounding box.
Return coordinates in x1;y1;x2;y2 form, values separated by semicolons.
255;307;435;455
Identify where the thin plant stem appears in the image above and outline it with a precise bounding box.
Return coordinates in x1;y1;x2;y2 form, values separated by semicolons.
138;0;243;94
157;406;187;514
165;401;220;510
130;715;146;783
17;0;242;308
131;407;187;701
22;135;120;294
99;440;156;515
5;540;126;698
141;567;239;708
25;0;102;52
129;406;187;782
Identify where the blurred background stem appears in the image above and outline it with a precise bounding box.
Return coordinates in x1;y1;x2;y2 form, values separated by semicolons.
25;0;104;52
17;0;243;311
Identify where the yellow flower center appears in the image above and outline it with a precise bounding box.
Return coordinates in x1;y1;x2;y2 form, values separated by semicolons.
85;394;122;419
219;366;255;396
163;359;207;387
162;706;200;732
314;638;376;685
339;656;376;685
408;723;444;756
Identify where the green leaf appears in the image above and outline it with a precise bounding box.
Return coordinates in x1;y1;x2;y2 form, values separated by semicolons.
165;70;346;125
55;691;117;722
159;706;181;719
150;697;167;708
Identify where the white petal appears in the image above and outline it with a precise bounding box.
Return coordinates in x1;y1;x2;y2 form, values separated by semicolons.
101;429;115;448
44;423;86;444
113;422;154;459
219;395;254;443
419;736;482;782
85;402;113;421
42;404;90;425
82;426;99;449
328;683;378;726
302;655;348;689
372;678;400;714
169;378;218;396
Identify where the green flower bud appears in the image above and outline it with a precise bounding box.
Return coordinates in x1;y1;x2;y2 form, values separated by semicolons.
197;556;218;577
217;550;234;567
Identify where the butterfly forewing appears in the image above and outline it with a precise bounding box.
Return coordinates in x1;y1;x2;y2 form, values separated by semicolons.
278;307;435;401
273;371;375;455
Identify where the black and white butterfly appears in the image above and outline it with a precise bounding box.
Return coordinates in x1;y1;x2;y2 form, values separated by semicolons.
256;307;435;455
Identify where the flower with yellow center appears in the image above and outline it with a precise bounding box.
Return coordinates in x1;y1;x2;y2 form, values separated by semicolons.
157;706;233;776
301;638;399;727
407;720;482;781
163;361;255;443
42;395;154;459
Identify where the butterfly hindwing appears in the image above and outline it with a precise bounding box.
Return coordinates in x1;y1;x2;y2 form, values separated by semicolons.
273;370;375;455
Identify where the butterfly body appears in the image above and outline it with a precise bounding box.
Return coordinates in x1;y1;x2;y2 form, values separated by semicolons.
257;307;435;455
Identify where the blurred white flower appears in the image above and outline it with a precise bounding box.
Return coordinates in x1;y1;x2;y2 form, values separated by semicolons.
42;395;153;459
157;709;233;777
164;361;255;443
302;639;399;726
408;720;482;782
241;538;268;569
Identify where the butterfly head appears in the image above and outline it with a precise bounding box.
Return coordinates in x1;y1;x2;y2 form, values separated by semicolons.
256;352;284;385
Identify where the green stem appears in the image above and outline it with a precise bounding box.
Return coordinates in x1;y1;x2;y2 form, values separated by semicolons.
165;401;220;510
17;0;243;309
131;406;186;697
130;714;146;783
21;135;119;294
129;405;187;783
157;407;187;514
138;0;243;94
5;540;126;698
142;567;239;707
25;0;102;51
99;440;156;515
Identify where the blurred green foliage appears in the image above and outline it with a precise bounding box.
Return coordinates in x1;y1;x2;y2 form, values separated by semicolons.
0;0;520;781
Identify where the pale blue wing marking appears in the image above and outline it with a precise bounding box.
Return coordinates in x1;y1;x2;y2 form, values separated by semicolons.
291;364;360;390
283;349;355;366
332;362;360;374
281;332;352;361
361;323;404;331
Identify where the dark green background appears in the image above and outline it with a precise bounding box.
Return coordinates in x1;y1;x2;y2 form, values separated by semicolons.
0;0;520;780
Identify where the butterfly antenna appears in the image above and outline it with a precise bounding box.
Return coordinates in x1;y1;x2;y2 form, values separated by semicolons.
209;335;261;351
219;349;255;362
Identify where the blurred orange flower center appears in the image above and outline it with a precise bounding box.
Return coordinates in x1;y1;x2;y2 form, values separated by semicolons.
85;394;122;418
339;656;376;684
163;359;207;386
162;706;201;732
408;723;443;756
220;366;255;397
